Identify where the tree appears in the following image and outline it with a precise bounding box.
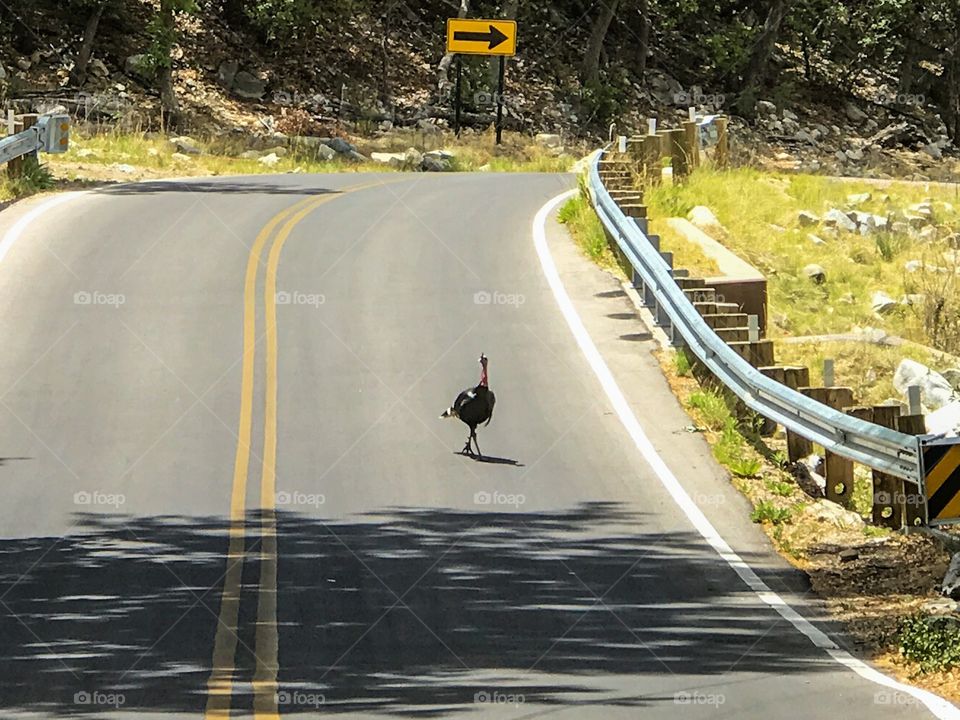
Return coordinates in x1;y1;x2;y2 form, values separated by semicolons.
147;0;197;126
582;0;620;88
68;0;107;87
735;0;794;114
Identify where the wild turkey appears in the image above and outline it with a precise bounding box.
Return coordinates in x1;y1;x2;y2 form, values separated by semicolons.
440;354;496;457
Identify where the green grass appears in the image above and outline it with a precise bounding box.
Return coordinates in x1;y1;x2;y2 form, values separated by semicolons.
765;478;795;497
674;348;692;377
687;390;731;431
558;194;619;269
643;167;960;352
899;614;960;673
751;500;792;525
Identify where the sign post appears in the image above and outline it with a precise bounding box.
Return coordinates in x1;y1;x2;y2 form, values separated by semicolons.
446;18;518;145
454;55;463;137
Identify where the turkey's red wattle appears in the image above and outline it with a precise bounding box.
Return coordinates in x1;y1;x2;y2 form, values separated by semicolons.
480;367;489;387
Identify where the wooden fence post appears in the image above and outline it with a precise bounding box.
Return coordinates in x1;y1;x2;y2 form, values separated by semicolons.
872;405;904;529
715;116;730;169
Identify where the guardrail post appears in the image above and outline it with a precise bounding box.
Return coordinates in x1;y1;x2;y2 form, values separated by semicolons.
668;128;689;185
643;133;661;187
782;366;813;461
683;117;700;170
823;359;835;388
872;405;905;529
715;116;730;169
747;315;760;342
801;386;855;507
897;410;926;526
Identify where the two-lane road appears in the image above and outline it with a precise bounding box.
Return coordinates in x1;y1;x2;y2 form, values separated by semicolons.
0;173;949;718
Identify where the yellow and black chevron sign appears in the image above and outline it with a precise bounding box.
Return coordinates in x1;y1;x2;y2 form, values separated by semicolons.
922;440;960;522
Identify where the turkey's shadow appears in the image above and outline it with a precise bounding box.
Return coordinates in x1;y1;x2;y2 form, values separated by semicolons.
457;452;524;466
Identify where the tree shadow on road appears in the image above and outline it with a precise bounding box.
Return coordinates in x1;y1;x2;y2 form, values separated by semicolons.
0;502;853;716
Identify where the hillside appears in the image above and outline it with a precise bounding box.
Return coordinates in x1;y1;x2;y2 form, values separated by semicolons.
0;1;956;180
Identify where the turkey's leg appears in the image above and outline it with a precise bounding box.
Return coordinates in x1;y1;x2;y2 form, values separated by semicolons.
471;430;482;459
461;435;474;456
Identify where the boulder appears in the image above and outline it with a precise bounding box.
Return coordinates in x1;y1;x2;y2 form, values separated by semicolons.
927;401;960;437
217;60;239;90
843;101;868;123
124;54;152;80
232;71;266;100
535;133;562;148
169;136;202;155
824;208;857;232
803;264;826;284
421;155;451;172
240;150;262;160
847;192;871;205
258;153;281;166
918;225;939;242
941;369;960;392
756;100;777;116
687;206;725;235
370;152;407;167
782;107;798;121
169;153;191;164
943;553;960;599
798;210;820;227
325;138;356;155
808;234;826;246
89;58;109;78
803;499;864;530
894;358;955;411
871;291;898;315
845;147;865;162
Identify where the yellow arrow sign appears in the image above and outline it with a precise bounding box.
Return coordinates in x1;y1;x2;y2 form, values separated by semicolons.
447;18;517;56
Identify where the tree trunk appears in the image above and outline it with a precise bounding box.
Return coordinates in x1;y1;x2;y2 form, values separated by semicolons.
69;3;105;88
158;0;180;127
582;0;620;87
735;0;793;114
898;37;919;96
635;0;650;83
437;0;470;96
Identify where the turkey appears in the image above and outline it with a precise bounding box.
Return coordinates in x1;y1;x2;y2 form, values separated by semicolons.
440;354;496;458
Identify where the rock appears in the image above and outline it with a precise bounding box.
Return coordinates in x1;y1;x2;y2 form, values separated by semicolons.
217;60;239;90
838;292;855;304
169;136;202;155
918;225;939;242
804;499;864;530
0;61;6;82
687;206;725;235
262;146;288;158
803;264;826;284
756;100;777;116
941;369;960;392
894;358;955;411
845;147;865;162
316;144;337;161
905;259;923;273
113;163;135;174
808;234;826;246
943;553;960;599
535;133;562;148
782;108;798;121
240;150;261;159
76;148;97;158
923;143;943;160
946;233;960;249
847;192;872;205
89;58;109;77
839;548;859;563
324;138;356;155
421;155;451;172
798;210;820;226
232;71;266;100
927;401;960;436
170;153;192;163
404;147;423;166
925;597;960;614
909;202;935;219
124;54;151;80
843;101;868;123
834;150;848;163
258;153;281;166
346;150;368;162
824;208;858;232
15;57;31;71
795;129;816;144
872;290;898;315
370;152;408;167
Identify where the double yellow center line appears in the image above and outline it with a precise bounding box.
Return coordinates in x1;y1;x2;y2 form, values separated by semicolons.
204;181;386;718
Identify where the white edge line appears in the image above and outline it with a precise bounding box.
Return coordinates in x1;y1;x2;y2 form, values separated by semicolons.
534;189;960;720
0;192;89;264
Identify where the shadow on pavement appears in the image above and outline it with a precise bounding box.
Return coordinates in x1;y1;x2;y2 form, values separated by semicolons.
0;503;847;716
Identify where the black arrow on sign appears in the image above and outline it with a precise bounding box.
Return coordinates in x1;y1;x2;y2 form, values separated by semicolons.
454;24;509;50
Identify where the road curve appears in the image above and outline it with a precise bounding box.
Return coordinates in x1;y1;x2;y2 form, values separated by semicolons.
0;172;948;719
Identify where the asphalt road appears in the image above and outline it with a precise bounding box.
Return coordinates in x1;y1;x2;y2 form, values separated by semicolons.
0;172;949;719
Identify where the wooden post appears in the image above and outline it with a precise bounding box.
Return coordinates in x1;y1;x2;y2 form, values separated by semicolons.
643;134;661;187
898;411;927;527
823;359;835;388
783;366;813;461
872;405;904;529
802;387;856;507
6;115;29;179
683;120;700;170
715;116;730;169
668;128;689;184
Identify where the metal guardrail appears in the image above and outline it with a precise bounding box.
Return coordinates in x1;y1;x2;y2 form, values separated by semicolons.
0;114;70;165
588;149;924;486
